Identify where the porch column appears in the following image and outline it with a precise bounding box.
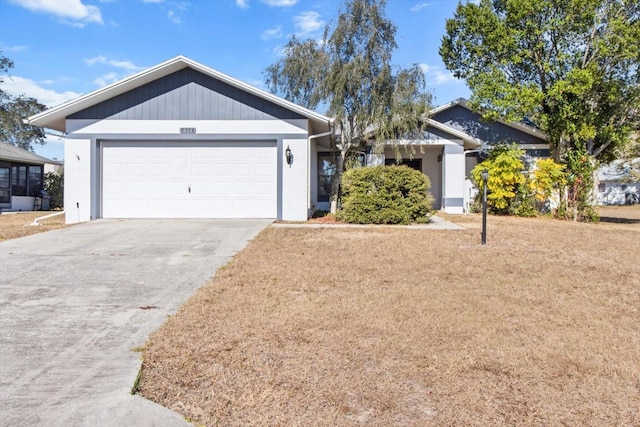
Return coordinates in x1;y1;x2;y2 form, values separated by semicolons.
441;143;465;214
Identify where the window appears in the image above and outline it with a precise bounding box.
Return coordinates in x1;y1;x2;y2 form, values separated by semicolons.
11;165;27;196
318;152;336;202
10;164;43;197
0;167;9;204
385;158;422;171
28;165;43;196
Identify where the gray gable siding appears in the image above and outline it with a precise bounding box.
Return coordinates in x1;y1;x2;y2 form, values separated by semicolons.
424;127;463;142
432;105;546;145
69;68;305;121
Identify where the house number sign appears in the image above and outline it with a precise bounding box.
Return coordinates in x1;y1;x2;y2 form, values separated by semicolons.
180;127;197;134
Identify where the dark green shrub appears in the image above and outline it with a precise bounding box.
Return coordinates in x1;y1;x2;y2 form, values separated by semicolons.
44;171;63;209
336;165;433;224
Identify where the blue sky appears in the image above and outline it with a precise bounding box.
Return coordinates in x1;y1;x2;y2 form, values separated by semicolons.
0;0;470;160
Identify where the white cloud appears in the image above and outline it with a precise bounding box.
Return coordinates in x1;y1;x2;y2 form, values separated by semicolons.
262;0;297;6
10;0;103;26
84;56;145;87
167;10;181;23
1;44;30;52
2;76;80;107
410;2;432;12
93;72;119;87
271;44;285;57
236;0;297;9
294;11;324;36
419;63;459;85
140;0;189;23
84;55;145;72
260;25;282;41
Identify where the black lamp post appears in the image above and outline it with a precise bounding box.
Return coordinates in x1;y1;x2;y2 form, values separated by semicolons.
481;168;489;245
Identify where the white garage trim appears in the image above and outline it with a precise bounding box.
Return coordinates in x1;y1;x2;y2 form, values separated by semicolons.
100;140;277;219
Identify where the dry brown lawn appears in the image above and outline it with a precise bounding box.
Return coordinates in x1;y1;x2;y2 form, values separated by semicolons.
137;206;640;426
0;212;66;242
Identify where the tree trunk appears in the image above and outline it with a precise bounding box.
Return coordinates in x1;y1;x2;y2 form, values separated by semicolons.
329;151;345;214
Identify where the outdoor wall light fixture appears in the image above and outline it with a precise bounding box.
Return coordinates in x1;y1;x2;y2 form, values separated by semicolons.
481;168;489;246
285;145;293;166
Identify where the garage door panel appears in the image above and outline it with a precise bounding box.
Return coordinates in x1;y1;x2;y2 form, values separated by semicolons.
212;164;234;177
102;142;277;218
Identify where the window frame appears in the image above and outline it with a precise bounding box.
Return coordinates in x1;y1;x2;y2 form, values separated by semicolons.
0;166;9;204
10;163;44;197
317;152;337;203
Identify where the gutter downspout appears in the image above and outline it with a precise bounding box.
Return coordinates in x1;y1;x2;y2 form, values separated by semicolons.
27;210;65;226
307;122;335;213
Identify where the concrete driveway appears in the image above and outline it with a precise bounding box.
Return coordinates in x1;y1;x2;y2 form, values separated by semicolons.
0;218;271;426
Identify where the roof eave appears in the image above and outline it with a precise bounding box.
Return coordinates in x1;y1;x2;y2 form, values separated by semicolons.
427;118;482;149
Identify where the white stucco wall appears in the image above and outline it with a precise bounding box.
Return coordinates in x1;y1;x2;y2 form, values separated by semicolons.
66;119;309;135
64;138;92;224
280;137;310;221
441;143;466;214
64;119;311;223
383;146;443;210
10;196;36;211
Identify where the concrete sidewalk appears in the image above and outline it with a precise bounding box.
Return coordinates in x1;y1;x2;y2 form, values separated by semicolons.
0;219;271;426
271;215;465;230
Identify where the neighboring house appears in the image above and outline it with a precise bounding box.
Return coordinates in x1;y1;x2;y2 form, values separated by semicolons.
597;158;640;205
0;142;56;211
44;159;64;175
27;56;335;224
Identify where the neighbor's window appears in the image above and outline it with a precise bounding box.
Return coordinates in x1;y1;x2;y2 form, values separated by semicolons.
0;167;9;189
318;152;336;202
0;167;9;204
10;164;43;197
28;165;43;196
11;165;27;196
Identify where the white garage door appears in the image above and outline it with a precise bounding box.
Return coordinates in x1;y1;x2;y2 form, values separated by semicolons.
102;141;277;218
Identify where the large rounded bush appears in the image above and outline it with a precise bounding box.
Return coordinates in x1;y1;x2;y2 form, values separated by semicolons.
336;165;433;224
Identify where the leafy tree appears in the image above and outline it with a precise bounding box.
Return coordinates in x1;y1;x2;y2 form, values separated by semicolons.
0;52;46;151
44;171;64;209
614;133;640;183
473;145;569;217
471;144;526;214
563;149;599;221
440;0;640;219
531;159;567;217
265;0;431;212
